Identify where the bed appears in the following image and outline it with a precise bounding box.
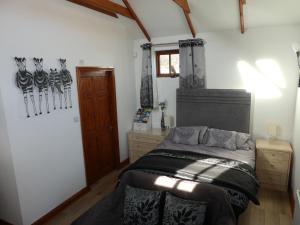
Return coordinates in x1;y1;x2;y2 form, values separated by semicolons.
72;89;259;225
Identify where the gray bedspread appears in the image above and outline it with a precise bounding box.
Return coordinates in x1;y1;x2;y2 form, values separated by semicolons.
72;170;236;225
157;140;256;169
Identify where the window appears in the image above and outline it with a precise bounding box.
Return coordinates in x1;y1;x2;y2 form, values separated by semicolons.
156;50;180;78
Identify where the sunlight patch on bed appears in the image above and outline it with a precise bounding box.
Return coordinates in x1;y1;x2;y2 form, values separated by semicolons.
154;176;177;188
237;60;283;99
177;180;197;192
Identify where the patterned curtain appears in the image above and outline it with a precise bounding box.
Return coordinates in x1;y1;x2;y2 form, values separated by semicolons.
179;39;206;89
140;43;153;108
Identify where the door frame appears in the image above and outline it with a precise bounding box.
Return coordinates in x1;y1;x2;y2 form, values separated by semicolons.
76;67;120;186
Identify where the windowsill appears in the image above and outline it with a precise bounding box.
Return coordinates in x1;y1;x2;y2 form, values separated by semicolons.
157;74;179;78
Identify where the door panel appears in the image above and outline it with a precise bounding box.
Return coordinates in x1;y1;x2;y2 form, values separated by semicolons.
94;76;109;96
95;96;111;129
81;98;96;131
77;67;120;185
83;130;99;184
99;131;115;174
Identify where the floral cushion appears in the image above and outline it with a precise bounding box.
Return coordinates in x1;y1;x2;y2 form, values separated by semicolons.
206;128;237;150
172;126;208;145
162;193;207;225
123;186;162;225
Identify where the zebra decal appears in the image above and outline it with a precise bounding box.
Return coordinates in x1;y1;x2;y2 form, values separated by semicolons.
59;59;73;109
33;58;50;114
49;68;63;110
14;57;38;118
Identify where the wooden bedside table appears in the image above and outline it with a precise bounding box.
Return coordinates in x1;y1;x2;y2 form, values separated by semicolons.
256;139;293;192
128;128;169;163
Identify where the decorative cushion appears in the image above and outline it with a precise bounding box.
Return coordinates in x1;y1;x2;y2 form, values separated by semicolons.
172;126;208;145
123;186;162;225
165;128;175;140
162;193;207;225
206;128;237;150
198;126;208;144
236;132;255;150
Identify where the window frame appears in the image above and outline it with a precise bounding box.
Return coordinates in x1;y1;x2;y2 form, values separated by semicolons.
155;49;180;78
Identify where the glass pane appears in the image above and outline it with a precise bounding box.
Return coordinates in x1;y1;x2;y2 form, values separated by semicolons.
171;54;180;74
160;55;170;74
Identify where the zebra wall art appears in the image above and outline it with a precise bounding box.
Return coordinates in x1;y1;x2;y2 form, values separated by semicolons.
59;59;73;109
14;57;38;118
49;68;63;110
14;57;73;118
33;58;50;114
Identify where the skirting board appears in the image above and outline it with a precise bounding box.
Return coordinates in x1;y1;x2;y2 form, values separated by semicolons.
32;186;90;225
118;158;129;169
289;186;295;216
32;158;129;225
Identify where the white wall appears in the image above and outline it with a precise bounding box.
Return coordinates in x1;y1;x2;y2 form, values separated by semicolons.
134;25;300;141
293;89;300;224
0;90;22;225
0;0;136;224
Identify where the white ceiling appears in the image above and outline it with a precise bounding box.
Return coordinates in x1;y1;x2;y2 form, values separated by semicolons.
114;0;300;38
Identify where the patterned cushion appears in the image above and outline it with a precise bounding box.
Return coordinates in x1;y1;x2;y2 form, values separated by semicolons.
206;128;237;150
123;186;162;225
236;132;255;150
162;193;207;225
198;126;208;144
172;126;207;145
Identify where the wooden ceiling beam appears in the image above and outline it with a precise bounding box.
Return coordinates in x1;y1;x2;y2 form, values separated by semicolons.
184;11;196;38
239;0;245;33
67;0;133;19
173;0;190;13
173;0;196;38
67;0;118;18
122;0;151;42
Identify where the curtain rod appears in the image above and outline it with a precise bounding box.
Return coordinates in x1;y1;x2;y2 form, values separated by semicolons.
151;42;178;47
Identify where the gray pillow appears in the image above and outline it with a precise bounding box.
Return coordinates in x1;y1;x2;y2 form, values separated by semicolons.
172;126;208;145
236;132;255;150
123;186;162;225
162;192;207;225
198;126;208;144
206;128;237;150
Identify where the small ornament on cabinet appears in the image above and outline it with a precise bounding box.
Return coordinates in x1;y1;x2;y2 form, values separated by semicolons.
159;100;167;131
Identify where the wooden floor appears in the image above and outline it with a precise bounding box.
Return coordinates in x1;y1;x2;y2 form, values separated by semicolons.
45;169;293;225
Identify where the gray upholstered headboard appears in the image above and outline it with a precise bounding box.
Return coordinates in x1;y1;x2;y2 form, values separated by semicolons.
176;89;251;133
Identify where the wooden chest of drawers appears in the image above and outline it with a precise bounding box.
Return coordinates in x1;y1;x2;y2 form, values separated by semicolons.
128;129;169;163
256;139;293;192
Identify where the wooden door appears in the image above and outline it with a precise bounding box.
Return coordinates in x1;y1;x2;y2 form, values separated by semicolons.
77;67;120;185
